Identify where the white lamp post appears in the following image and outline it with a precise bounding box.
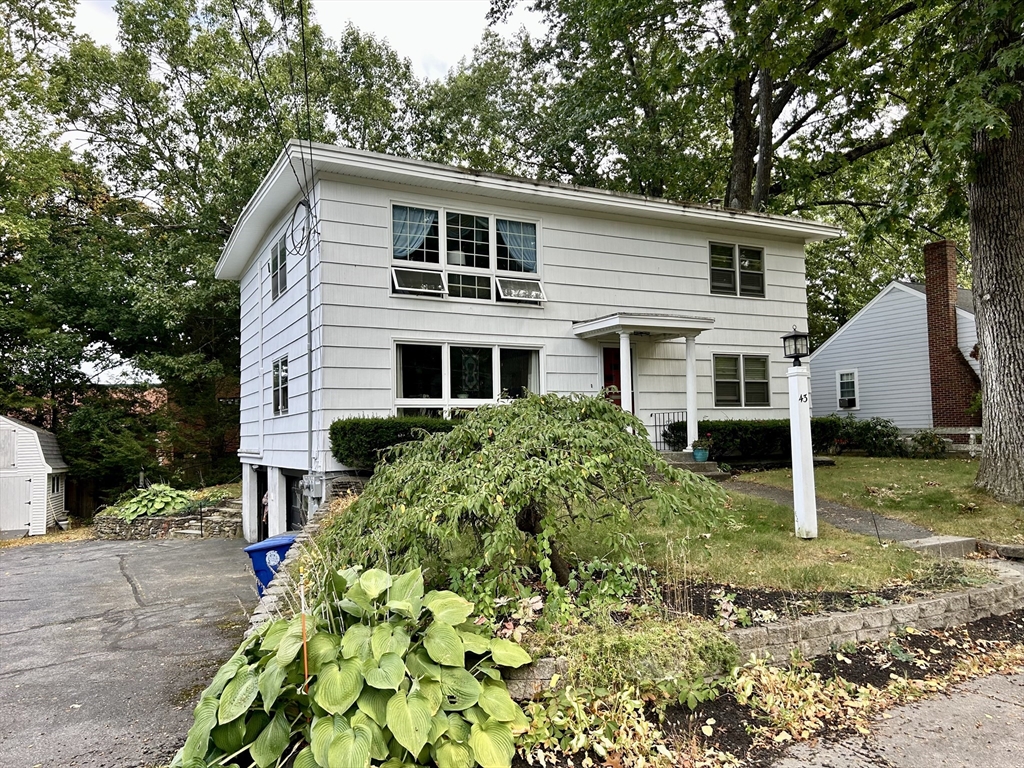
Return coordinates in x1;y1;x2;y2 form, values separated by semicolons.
782;327;817;539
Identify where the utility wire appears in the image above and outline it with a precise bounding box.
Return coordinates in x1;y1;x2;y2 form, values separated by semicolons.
229;0;307;199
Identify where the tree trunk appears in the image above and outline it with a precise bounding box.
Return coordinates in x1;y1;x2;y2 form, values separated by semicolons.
752;65;773;210
726;75;757;210
969;96;1024;504
516;502;571;587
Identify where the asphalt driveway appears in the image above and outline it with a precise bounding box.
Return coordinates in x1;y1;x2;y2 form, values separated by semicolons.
0;538;257;767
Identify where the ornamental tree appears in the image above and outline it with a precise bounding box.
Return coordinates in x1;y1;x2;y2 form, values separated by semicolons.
324;393;725;598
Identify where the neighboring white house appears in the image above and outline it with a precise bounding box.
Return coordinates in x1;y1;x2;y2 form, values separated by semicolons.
808;240;980;431
216;142;840;542
0;416;69;537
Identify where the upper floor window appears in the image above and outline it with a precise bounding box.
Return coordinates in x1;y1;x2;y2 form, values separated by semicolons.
269;235;287;300
392;204;543;304
714;354;770;407
272;357;289;415
710;242;765;298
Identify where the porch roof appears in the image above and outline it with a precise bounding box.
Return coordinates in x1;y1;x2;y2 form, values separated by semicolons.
572;312;715;341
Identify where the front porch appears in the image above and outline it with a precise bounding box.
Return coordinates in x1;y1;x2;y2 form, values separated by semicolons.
572;311;715;452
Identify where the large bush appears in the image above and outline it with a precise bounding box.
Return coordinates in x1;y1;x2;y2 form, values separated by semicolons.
319;393;725;604
173;566;532;768
662;414;907;460
329;416;455;469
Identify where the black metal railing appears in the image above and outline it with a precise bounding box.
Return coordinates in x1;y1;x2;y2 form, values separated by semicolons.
650;411;686;451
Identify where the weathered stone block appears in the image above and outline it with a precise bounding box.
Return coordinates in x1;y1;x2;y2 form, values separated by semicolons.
765;623;801;646
889;603;921;625
916;598;949;619
729;627;768;652
798;637;831;659
799;616;833;640
969;589;995;608
832;612;865;634
989;601;1013;617
944;593;970;613
505;656;569;701
860;608;892;629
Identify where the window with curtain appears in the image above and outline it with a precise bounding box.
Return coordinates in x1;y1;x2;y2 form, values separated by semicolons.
391;205;543;303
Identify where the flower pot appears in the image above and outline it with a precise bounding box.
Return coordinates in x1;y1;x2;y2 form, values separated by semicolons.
693;448;709;462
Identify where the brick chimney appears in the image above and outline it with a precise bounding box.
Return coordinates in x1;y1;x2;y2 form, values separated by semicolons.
923;240;981;428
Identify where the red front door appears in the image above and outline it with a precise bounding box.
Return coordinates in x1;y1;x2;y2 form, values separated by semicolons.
603;347;634;412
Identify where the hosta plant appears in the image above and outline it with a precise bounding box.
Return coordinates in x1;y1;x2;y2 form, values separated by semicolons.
103;484;193;521
172;567;532;768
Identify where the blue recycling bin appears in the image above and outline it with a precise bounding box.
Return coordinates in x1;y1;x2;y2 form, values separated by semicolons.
244;533;299;596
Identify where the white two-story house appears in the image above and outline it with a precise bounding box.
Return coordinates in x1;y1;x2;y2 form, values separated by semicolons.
216;142;839;541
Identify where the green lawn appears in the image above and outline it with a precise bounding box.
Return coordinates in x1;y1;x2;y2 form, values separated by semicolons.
743;456;1024;545
563;493;933;593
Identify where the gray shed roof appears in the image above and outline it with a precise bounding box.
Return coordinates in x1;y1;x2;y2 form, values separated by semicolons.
3;417;69;471
901;282;975;315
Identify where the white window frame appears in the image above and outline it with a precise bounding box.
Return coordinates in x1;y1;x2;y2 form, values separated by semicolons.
391;267;448;296
836;369;860;411
713;353;772;408
709;241;766;298
272;356;289;416
393;341;544;417
268;235;287;301
51;474;61;494
389;201;544;305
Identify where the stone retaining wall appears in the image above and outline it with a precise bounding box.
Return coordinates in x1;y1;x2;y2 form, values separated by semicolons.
94;510;242;540
728;561;1024;661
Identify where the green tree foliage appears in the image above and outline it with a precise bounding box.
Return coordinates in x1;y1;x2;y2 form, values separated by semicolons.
321;394;725;600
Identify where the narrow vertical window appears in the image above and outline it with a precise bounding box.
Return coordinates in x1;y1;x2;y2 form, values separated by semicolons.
269;235;287;300
272;357;289;415
837;370;858;409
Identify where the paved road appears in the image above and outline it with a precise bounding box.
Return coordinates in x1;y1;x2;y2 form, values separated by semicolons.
772;671;1024;767
0;538;257;768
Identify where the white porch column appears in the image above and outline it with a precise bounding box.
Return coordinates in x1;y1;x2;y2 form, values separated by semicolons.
267;467;287;537
685;334;698;450
787;366;818;538
241;464;259;542
618;331;633;414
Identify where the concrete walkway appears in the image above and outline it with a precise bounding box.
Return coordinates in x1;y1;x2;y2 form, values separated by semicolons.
772;671;1024;767
727;479;935;542
0;538;256;768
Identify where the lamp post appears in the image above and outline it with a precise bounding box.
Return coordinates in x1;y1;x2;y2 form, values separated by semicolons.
782;327;817;538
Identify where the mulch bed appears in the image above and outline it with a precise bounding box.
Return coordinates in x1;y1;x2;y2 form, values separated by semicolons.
667;609;1024;765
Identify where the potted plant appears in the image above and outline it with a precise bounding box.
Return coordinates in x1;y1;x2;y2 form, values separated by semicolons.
692;433;713;462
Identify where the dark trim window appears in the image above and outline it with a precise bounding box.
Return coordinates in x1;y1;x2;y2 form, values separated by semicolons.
395;342;540;416
714;354;770;407
391;204;542;302
710;242;765;298
272;357;289;415
269;235;287;300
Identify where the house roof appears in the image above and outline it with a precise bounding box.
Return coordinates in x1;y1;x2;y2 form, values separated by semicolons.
216;141;843;280
808;280;977;363
0;416;69;471
900;282;975;314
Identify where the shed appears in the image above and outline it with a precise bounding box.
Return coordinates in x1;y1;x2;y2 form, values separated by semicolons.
0;416;70;537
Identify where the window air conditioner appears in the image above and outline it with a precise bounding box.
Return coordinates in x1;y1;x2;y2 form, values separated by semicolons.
839;397;856;409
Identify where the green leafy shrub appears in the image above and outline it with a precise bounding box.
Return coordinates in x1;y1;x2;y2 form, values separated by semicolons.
99;484;193;521
663;415;905;459
909;430;948;459
329;416;456;469
318;393;725;609
173;566;532;768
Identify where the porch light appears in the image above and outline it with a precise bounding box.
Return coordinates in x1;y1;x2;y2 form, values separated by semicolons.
782;327;810;365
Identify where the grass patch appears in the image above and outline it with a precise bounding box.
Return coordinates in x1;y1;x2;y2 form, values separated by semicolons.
564;493;930;593
743;456;1024;545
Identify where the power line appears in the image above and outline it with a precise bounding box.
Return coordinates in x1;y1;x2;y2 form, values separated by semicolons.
229;0;308;199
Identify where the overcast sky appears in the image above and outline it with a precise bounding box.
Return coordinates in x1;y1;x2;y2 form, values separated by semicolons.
73;0;542;80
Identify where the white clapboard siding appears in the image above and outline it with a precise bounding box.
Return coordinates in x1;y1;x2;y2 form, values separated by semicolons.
235;170;816;476
0;416;68;535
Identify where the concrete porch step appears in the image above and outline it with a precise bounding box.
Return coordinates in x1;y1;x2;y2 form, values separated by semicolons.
663;458;732;483
168;528;204;538
901;535;977;559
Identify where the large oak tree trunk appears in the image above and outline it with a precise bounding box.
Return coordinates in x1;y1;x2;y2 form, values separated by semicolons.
726;75;757;210
969;96;1024;504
